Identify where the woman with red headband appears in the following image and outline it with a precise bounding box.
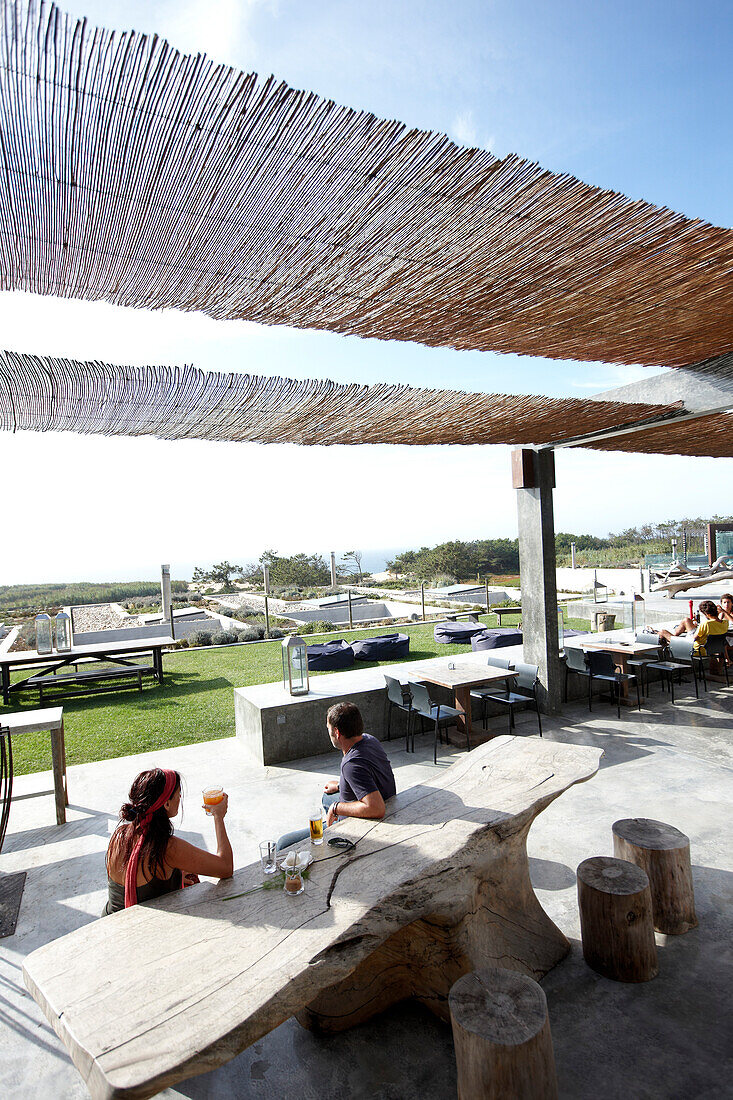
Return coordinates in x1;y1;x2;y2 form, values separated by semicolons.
103;767;233;915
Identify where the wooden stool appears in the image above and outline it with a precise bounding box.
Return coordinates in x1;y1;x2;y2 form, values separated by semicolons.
577;856;658;982
612;818;698;934
449;968;558;1100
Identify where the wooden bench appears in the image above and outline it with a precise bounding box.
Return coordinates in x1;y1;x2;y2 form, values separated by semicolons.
494;606;522;624
28;664;156;702
444;611;481;622
23;736;601;1100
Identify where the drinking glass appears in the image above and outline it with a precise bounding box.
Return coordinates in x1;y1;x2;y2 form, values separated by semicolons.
202;786;224;815
283;865;304;896
259;840;278;875
309;809;324;845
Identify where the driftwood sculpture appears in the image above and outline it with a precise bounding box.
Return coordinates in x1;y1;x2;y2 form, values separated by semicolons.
651;556;733;596
23;736;601;1100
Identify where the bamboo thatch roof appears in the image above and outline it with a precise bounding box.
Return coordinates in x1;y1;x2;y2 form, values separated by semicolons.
0;349;693;451
587;416;733;458
0;2;731;368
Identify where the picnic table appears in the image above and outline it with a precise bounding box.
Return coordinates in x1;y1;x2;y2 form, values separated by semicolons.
0;637;174;704
23;736;602;1100
401;655;516;739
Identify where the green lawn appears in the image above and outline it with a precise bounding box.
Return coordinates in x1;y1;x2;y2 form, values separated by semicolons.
3;613;588;775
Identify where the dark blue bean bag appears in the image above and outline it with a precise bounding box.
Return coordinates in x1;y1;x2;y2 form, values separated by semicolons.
471;628;523;651
434;621;485;644
306;640;355;671
351;633;410;661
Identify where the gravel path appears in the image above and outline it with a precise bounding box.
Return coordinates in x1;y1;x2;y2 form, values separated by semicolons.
70;604;144;631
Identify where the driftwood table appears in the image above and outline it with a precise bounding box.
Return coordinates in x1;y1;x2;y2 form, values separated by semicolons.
23;736;601;1100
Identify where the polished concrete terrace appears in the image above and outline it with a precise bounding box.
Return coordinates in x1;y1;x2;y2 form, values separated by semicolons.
1;677;731;1099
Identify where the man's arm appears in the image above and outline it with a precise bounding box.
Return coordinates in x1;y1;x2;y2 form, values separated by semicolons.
327;789;385;826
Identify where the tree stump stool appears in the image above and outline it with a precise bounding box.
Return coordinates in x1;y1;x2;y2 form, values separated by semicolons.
449;968;558;1100
577;856;658;982
612;818;698;935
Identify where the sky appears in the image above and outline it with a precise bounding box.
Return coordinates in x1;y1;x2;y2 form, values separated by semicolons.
0;0;730;583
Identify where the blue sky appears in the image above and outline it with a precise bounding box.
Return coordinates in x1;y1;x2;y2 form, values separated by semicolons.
0;0;730;581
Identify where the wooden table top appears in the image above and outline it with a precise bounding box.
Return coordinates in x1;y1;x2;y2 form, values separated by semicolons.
0;707;64;732
581;639;661;656
401;657;515;690
0;638;175;666
22;737;602;1100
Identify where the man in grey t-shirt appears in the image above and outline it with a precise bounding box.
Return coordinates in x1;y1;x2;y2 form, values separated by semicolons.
323;701;396;827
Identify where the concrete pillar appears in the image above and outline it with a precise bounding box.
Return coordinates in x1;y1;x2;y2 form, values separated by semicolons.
161;564;171;621
512;449;563;714
330;552;337;588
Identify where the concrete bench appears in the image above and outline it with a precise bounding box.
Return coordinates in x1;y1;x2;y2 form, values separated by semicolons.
494;606;522;624
23;736;601;1100
28;664;156;702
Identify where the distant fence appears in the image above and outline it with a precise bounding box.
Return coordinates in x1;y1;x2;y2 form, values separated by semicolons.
644;554;708;568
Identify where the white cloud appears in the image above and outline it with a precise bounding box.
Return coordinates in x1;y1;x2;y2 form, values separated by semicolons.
160;0;279;69
452;110;478;148
451;109;495;153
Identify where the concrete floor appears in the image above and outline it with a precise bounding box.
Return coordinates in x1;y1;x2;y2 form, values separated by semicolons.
1;678;731;1099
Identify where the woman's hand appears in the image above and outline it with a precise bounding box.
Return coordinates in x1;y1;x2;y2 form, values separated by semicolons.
207;793;228;819
323;780;339;794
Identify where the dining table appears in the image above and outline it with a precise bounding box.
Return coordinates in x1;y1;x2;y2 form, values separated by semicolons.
401;656;516;739
580;637;661;704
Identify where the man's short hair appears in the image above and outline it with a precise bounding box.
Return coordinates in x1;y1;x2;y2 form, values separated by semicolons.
698;599;718;618
327;702;363;740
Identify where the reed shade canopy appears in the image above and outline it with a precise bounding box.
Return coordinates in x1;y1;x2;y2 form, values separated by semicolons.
0;349;699;452
0;2;731;369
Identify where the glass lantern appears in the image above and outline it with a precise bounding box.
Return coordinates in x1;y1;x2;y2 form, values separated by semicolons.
35;612;53;655
282;635;309;696
55;609;72;652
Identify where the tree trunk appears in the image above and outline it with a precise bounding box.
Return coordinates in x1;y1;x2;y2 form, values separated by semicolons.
577;856;658;982
612;818;697;935
449;968;558;1100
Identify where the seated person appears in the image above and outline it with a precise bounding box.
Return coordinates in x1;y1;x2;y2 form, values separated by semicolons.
104;767;233;915
692;600;730;675
717;593;733;624
323;701;397;827
277;702;396;852
657;612;699;644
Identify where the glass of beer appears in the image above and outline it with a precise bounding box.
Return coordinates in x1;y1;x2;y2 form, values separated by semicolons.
202;786;224;815
309;808;324;845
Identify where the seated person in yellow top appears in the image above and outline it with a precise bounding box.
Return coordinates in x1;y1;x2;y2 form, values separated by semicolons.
692;600;730;675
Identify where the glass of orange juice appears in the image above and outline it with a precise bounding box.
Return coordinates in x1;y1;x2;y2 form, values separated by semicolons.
202;786;224;814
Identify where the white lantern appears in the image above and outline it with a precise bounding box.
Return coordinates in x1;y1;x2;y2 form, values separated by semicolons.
55;609;72;652
35;613;53;655
282;635;309;696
